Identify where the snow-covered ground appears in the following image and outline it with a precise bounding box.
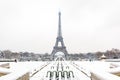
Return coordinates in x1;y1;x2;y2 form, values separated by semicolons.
0;61;49;80
0;61;120;80
73;61;120;80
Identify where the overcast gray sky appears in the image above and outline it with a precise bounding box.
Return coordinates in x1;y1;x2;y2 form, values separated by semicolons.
0;0;120;53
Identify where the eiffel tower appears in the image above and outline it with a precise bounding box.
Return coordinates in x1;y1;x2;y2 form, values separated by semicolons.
51;12;68;60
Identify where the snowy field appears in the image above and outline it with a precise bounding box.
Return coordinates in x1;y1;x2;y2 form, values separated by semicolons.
0;61;120;80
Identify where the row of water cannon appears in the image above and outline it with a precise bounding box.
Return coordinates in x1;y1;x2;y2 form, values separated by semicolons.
46;61;74;80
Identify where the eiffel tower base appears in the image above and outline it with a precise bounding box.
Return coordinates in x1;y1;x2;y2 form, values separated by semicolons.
51;47;68;60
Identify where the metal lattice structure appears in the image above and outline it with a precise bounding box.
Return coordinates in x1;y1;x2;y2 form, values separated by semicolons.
51;12;68;60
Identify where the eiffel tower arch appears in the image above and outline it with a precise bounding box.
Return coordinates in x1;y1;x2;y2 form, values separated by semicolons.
51;12;68;60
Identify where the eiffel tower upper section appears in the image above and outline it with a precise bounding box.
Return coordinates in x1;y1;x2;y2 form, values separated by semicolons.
55;12;65;47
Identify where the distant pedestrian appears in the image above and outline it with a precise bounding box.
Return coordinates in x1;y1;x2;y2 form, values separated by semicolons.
15;59;17;62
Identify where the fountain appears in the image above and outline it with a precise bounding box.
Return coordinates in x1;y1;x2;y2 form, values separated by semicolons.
53;71;57;80
58;71;62;80
51;66;54;69
69;71;74;80
46;71;51;80
64;71;68;80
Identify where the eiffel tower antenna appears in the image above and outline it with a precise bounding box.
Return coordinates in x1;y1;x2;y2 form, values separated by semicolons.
51;12;68;60
58;11;62;37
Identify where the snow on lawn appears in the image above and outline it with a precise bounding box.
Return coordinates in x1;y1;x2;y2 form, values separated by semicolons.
73;61;120;73
73;61;111;71
73;61;120;80
0;61;48;80
9;61;48;76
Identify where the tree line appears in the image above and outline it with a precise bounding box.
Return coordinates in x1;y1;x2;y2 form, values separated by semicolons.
0;48;120;61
